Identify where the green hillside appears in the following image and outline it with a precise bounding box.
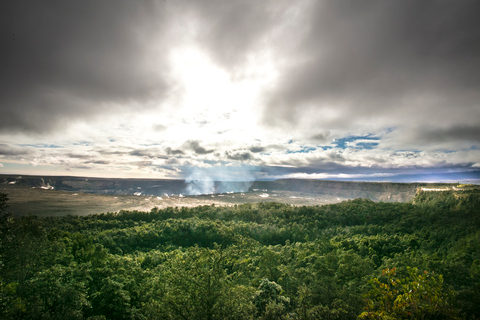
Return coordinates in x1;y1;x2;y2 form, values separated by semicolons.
1;189;479;319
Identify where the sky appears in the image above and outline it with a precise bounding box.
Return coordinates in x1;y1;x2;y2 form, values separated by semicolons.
1;0;480;182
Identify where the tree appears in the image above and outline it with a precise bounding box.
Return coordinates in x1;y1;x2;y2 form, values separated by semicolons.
253;278;290;319
90;277;133;320
153;246;255;320
0;193;13;269
0;280;25;320
25;264;89;320
359;267;462;319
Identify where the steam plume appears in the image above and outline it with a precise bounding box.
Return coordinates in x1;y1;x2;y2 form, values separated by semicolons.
184;166;257;195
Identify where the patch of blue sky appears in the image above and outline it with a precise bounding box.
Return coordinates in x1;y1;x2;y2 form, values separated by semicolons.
286;146;318;154
355;141;379;150
73;141;92;146
333;134;379;149
395;149;421;153
19;143;63;148
383;127;396;134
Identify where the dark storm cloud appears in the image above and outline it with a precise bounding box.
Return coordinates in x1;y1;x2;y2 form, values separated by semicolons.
249;146;265;153
0;0;169;134
226;151;253;161
417;125;480;144
0;0;284;134
181;0;289;69
184;140;214;155
264;1;480;133
0;143;36;156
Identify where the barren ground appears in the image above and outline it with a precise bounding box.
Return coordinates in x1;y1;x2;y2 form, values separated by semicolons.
2;185;348;217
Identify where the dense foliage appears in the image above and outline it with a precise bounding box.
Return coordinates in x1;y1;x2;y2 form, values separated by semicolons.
1;189;479;319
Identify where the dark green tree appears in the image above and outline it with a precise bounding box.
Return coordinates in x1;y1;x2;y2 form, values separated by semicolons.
253;278;290;319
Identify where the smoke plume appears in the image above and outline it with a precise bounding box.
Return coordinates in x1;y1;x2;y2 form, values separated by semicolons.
185;169;215;195
184;166;257;195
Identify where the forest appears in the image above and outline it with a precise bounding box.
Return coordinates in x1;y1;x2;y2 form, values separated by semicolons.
1;188;480;319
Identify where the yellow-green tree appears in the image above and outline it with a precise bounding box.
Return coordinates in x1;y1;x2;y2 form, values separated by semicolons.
359;267;462;319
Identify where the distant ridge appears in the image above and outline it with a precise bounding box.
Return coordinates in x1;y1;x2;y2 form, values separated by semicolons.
249;179;454;202
1;174;459;202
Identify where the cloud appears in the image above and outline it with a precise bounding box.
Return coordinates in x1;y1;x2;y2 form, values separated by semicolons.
415;125;480;145
379;125;480;151
184;140;214;155
153;124;168;132
249;146;265;153
0;0;170;134
165;147;184;156
0;144;37;156
129;149;166;159
263;1;480;140
86;160;110;165
179;0;292;69
65;153;93;159
225;151;253;161
309;132;331;144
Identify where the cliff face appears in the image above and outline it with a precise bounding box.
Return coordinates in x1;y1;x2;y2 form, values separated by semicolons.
1;175;251;196
1;175;188;196
2;175;452;202
250;179;428;202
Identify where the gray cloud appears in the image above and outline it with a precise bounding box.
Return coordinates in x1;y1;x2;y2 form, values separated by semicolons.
249;146;265;153
165;157;180;165
180;0;289;69
226;151;253;161
0;0;282;134
309;132;331;144
165;147;184;156
66;153;94;159
418;125;480;144
153;124;168;132
125;148;168;159
130;149;155;158
135;161;154;168
184;140;214;155
381;124;480;151
264;1;480;137
0;0;169;134
87;160;110;165
0;144;36;156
